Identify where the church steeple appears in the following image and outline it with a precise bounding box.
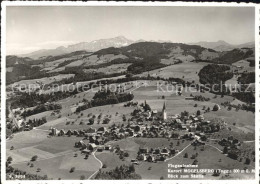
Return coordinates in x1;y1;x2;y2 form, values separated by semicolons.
162;101;166;111
162;101;167;120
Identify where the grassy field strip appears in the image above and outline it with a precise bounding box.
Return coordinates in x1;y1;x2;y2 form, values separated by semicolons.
88;151;103;180
165;144;191;162
12;150;73;165
204;144;222;153
33;127;49;132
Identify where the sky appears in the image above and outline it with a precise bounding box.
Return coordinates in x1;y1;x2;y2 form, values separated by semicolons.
6;6;255;55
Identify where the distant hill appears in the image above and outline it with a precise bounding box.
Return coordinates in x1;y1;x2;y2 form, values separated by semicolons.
20;36;135;59
6;41;255;85
189;40;254;52
6;55;33;67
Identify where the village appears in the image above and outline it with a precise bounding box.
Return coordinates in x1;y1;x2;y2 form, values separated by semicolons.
46;99;245;165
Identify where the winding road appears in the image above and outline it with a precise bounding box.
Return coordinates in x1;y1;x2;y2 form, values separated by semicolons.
88;151;103;180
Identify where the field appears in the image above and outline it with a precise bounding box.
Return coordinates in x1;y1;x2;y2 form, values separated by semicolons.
8;74;75;89
6;56;255;180
232;59;255;73
7;128;100;180
61;54;128;68
83;63;131;74
136;62;208;83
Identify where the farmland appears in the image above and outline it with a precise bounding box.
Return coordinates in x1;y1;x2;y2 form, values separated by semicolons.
5;41;255;180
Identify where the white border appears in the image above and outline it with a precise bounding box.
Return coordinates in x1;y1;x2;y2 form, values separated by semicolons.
1;1;259;184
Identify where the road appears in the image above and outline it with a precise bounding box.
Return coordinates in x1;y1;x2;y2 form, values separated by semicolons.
88;151;103;180
165;144;191;161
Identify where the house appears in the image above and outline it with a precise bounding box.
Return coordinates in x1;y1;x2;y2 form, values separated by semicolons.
138;154;147;161
75;140;86;149
89;136;96;143
97;147;104;152
186;120;193;124
97;127;107;133
87;143;97;151
50;127;57;136
104;145;112;150
161;148;169;156
24;125;31;131
169;149;176;155
139;148;148;154
73;130;79;136
180;124;187;130
147;155;155;162
58;129;65;136
198;115;204;121
66;129;73;136
189;124;197;132
86;127;96;133
95;138;104;145
81;148;91;154
175;119;182;124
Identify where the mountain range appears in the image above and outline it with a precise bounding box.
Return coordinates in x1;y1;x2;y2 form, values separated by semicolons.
17;36;254;60
189;40;254;52
20;36;135;59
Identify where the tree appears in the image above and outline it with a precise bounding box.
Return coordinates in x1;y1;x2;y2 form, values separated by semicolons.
102;164;107;168
88;118;94;125
196;110;201;116
103;118;110;124
245;158;251;165
129;164;135;172
31;155;38;161
70;167;75;173
80;175;85;180
37;168;41;172
213;104;219;111
160;176;164;180
184;153;188;158
7;156;13;163
223;146;228;154
122;114;127;121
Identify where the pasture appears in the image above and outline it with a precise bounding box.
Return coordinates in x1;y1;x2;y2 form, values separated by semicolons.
136;62;208;83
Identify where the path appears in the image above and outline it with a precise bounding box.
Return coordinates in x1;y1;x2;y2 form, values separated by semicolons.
165;144;191;161
88;151;103;180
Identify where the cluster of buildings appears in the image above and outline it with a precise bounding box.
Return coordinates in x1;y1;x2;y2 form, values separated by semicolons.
48;101;225;162
135;147;179;162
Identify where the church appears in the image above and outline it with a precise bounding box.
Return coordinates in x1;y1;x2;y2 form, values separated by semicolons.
161;101;167;120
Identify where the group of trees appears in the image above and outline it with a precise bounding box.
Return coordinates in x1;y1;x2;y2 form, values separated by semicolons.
21;104;61;117
95;165;141;180
11;90;78;109
26;117;47;128
198;64;233;85
238;72;255;84
221;101;255;113
127;56;165;74
192;95;210;102
76;89;134;113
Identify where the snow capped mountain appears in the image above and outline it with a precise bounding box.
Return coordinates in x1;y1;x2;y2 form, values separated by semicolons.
20;36;135;59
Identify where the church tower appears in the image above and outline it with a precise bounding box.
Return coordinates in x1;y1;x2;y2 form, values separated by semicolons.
162;101;167;120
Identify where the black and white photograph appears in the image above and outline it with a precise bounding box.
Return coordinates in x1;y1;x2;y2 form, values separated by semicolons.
1;2;258;182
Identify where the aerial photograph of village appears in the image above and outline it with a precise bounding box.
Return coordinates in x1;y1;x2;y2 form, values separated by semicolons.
4;5;256;180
